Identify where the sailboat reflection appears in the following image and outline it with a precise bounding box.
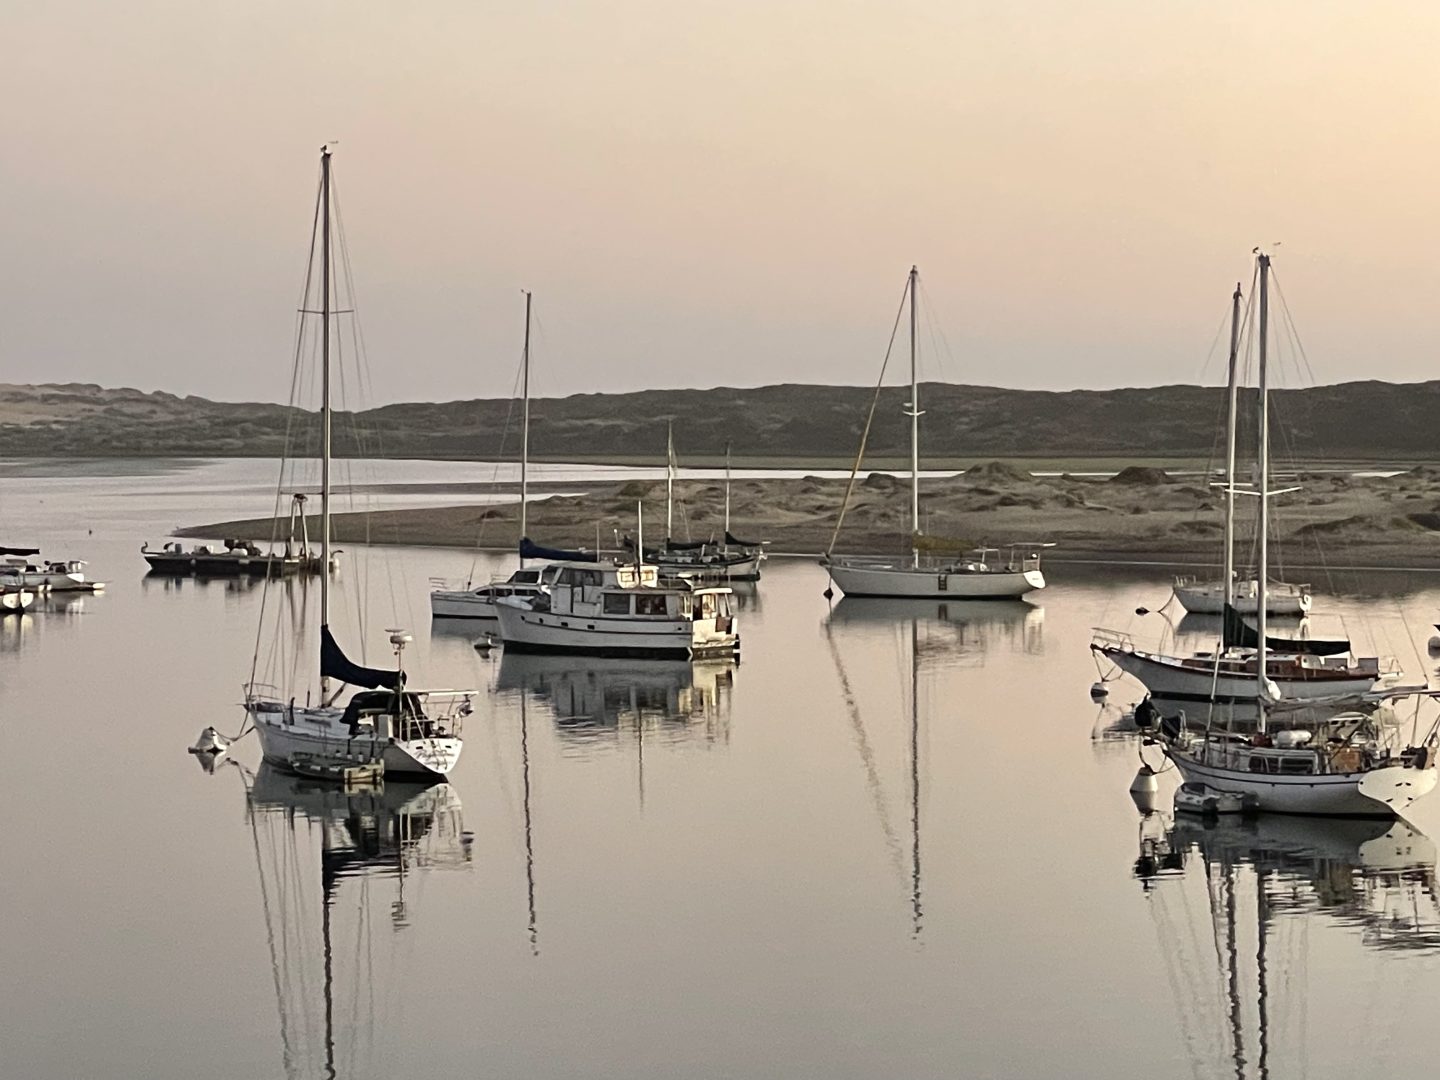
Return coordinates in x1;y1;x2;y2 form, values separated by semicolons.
827;597;1043;657
1135;812;1440;1077
495;652;735;746
232;762;470;1079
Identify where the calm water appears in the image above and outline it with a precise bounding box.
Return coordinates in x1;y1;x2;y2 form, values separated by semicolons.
6;459;1440;1079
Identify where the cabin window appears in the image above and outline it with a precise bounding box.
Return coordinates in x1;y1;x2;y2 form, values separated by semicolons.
604;593;630;615
1278;756;1315;775
1248;755;1273;774
700;594;716;618
635;594;668;616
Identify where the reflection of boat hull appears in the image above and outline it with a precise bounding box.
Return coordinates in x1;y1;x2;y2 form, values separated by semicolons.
1168;749;1435;817
1174;579;1311;616
248;704;463;778
826;560;1044;599
1097;644;1380;701
829;596;1040;626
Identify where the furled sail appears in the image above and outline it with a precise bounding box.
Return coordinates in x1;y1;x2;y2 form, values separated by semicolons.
320;624;401;689
723;530;762;548
0;546;39;557
1221;604;1350;656
519;537;598;563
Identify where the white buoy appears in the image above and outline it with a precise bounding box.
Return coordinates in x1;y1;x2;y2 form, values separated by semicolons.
1129;764;1160;813
1090;681;1109;699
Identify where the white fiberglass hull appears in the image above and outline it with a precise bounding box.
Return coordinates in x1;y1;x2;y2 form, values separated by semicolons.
248;705;462;778
1097;644;1380;702
1173;579;1310;616
495;600;738;658
0;589;34;614
1169;750;1435;817
430;590;501;621
826;561;1044;599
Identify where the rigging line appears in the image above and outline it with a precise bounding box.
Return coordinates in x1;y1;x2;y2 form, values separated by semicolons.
252;160;326;697
1269;272;1320;388
823;621;907;884
825;275;911;557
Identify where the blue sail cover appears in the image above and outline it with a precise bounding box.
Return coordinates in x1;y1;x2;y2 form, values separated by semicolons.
321;624;401;689
1221;604;1350;657
0;546;39;557
724;530;762;548
519;537;598;563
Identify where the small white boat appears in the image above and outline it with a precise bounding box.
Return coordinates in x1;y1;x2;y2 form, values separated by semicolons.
1173;781;1258;817
1173;576;1310;615
1;556;100;593
495;558;739;658
431;567;545;621
0;584;35;614
826;545;1047;600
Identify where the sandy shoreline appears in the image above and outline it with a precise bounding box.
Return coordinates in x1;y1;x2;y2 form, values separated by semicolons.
177;462;1440;571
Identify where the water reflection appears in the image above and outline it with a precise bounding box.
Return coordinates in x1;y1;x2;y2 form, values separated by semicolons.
827;597;1044;658
0;612;32;652
1134;812;1440;1078
230;762;470;1079
495;652;735;748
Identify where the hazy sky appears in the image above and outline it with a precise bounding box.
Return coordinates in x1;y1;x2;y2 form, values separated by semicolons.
4;2;1439;404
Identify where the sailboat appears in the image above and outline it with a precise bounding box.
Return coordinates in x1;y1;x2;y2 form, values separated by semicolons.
1092;254;1399;704
1144;253;1439;816
244;146;469;780
1172;281;1311;616
823;267;1048;600
429;291;548;621
642;430;766;581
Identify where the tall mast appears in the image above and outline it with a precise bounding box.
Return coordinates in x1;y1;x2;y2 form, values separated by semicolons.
1222;282;1242;609
666;420;675;538
319;146;332;695
907;265;920;568
724;441;732;536
1256;252;1271;718
519;290;531;563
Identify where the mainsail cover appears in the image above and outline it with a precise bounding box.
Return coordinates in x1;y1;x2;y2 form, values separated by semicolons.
0;546;39;557
1221;604;1350;657
724;530;762;548
321;624;401;689
519;537;598;563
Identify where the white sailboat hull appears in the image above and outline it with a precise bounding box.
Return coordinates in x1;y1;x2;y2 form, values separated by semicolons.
826;560;1044;599
495;600;738;658
248;705;463;778
1096;644;1381;701
1173;579;1311;616
1169;749;1436;817
430;590;501;621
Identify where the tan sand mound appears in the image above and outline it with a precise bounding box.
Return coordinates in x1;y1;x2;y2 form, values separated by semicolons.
963;460;1033;484
1108;466;1170;485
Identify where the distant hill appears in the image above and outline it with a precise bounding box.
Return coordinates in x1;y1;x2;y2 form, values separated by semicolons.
0;379;1436;462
